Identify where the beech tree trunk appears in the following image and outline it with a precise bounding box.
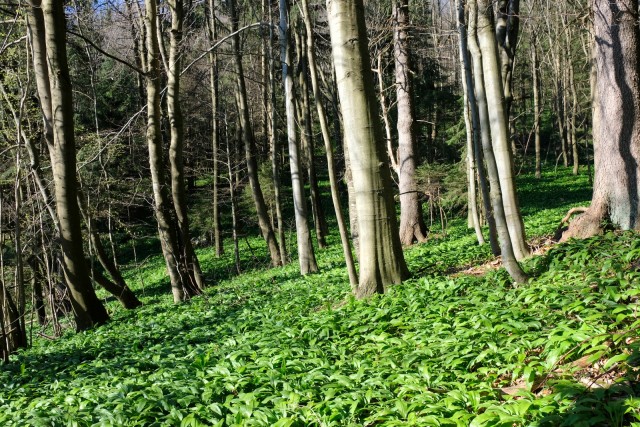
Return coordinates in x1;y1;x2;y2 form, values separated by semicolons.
279;0;318;275
476;0;529;260
468;0;527;283
300;0;358;286
532;31;542;179
564;0;640;239
327;0;410;298
394;0;428;246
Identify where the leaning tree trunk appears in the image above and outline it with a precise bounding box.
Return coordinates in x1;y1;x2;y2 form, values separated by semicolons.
476;0;529;260
563;0;640;239
37;0;109;329
495;0;519;128
229;0;282;267
394;0;428;246
327;0;410;298
300;0;358;286
166;0;206;292
279;0;318;275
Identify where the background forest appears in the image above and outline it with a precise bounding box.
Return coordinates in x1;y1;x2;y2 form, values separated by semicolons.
2;0;640;425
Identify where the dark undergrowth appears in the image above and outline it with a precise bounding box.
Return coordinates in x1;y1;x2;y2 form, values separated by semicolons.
2;168;640;426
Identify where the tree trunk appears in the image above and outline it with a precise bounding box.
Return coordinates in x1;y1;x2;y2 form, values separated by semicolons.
38;0;109;329
229;0;282;267
468;0;527;283
476;0;529;261
295;27;329;249
144;0;195;302
166;0;206;292
455;0;485;246
279;0;318;275
206;0;223;257
495;0;519;127
394;0;428;246
300;0;358;286
327;0;410;298
564;0;640;239
532;31;542;179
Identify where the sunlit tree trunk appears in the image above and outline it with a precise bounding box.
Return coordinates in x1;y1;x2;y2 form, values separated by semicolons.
279;0;318;274
477;0;529;260
532;31;542;179
564;0;640;238
468;0;527;283
455;0;485;247
394;0;428;246
327;0;410;298
300;0;358;286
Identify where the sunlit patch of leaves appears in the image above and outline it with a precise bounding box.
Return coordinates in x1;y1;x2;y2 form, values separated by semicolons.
2;169;640;426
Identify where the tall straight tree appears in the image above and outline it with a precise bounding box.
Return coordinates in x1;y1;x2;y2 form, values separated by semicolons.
564;0;640;238
467;0;527;283
279;0;318;274
327;0;410;298
300;0;358;286
143;0;199;302
393;0;428;246
476;0;529;260
166;0;205;291
28;0;109;329
228;0;282;267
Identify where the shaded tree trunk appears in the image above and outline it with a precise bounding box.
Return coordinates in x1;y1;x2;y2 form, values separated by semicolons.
229;0;282;267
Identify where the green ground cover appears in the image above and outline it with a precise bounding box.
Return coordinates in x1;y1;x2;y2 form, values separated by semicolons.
1;169;640;426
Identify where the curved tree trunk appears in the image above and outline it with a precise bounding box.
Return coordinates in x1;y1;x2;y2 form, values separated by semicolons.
327;0;410;298
564;0;640;239
394;0;428;246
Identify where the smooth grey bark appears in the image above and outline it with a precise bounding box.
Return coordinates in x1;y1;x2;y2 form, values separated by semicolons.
495;0;519;124
327;0;410;298
33;0;109;329
394;0;428;246
294;27;329;249
468;0;527;283
476;0;529;261
279;0;318;274
455;0;485;246
229;0;282;267
166;0;206;292
564;0;640;238
300;0;358;286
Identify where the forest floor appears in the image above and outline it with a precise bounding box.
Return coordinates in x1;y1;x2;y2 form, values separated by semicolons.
2;168;640;426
